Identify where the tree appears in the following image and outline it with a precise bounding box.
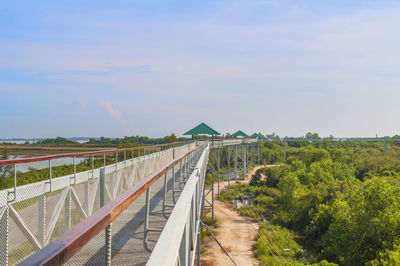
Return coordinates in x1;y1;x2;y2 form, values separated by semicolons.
306;132;320;139
320;179;400;265
165;133;178;143
0;150;12;178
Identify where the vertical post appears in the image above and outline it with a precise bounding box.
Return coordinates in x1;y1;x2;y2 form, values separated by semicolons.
73;156;76;185
100;168;105;207
217;149;220;197
92;155;94;177
179;160;183;189
243;145;246;177
162;173;167;216
144;187;151;250
227;146;231;189
65;188;71;231
257;143;260;165
172;164;177;203
211;154;214;222
284;140;287;164
0;207;9;266
105;224;112;265
38;194;46;247
250;145;254;167
196;229;201;266
14;164;17;197
49;160;52;192
115;152;118;171
234;146;238;179
100;168;111;265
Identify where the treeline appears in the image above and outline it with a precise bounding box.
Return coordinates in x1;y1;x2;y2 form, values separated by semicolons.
220;141;400;265
37;137;79;145
4;134;186;146
87;134;184;145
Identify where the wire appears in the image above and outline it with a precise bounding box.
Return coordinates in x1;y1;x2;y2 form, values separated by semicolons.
201;221;238;266
247;200;288;264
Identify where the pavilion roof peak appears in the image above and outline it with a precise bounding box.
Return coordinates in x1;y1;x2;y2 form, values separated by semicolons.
183;123;220;136
232;130;248;137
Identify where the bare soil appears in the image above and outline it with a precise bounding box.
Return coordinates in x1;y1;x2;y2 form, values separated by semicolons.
201;166;267;266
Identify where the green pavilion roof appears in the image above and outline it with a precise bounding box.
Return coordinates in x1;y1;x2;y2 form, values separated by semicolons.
232;130;248;137
250;133;261;138
183;123;220;136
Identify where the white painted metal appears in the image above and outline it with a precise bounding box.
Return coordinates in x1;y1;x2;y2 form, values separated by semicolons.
147;144;210;266
0;142;197;265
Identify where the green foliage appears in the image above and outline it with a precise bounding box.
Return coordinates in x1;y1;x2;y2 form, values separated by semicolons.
0;157;116;190
37;137;78;145
230;140;400;265
88;135;166;145
319;179;400;265
369;243;400;265
164;133;178;143
0;149;12;177
254;223;310;265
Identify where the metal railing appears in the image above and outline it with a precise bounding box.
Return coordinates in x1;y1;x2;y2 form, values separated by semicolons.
0;141;196;265
147;143;210;266
16;142;204;265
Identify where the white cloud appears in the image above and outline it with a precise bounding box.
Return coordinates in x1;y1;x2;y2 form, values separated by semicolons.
99;100;123;121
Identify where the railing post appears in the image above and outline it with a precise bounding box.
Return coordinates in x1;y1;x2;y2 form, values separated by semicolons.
100;167;105;206
100;167;112;265
38;194;46;247
144;187;151;251
227;146;231;189
105;224;112;265
211;153;214;222
243;145;246;177
162;173;168;217
234;146;238;179
251;145;254;167
217;149;221;197
65;188;71;231
179;161;183;190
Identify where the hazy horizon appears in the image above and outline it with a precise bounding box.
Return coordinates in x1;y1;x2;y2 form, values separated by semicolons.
1;0;400;138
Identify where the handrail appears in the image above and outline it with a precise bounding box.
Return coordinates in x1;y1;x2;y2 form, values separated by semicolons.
147;144;209;266
17;143;203;266
0;141;192;166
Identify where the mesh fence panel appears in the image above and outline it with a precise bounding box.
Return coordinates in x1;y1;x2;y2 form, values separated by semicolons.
8;212;40;265
65;163;183;265
1;143;196;265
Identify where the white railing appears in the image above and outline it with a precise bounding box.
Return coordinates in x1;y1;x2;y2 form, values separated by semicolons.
147;144;210;266
0;142;197;265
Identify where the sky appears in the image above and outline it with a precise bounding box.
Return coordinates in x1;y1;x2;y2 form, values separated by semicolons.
1;0;400;138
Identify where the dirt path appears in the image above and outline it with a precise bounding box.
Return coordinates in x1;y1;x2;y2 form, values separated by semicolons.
201;165;268;266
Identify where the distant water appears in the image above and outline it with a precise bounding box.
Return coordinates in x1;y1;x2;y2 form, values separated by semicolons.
1;140;38;144
8;155;87;173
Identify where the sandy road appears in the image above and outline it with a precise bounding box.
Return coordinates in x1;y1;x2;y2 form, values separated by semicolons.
201;166;267;266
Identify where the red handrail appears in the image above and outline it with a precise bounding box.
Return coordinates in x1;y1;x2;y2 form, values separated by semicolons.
0;141;192;166
17;144;202;266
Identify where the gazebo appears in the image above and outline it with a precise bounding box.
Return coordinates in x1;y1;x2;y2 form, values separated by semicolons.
250;133;261;139
232;130;248;138
183;123;220;139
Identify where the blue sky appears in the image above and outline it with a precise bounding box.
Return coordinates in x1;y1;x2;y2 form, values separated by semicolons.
1;0;400;138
